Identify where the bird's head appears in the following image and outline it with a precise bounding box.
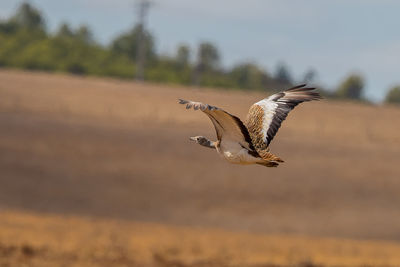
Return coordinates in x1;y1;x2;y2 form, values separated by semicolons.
189;136;209;146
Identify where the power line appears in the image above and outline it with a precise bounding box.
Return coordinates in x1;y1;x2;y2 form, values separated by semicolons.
135;0;152;81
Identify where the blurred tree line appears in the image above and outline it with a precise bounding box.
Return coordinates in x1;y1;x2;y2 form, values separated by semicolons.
0;2;398;104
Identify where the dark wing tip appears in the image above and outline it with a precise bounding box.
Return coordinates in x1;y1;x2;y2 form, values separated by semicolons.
305;90;323;101
285;85;323;101
312;92;323;100
178;99;210;111
286;84;320;93
178;99;194;109
286;84;307;91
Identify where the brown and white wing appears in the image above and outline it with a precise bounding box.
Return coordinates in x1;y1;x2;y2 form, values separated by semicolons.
178;99;255;151
246;84;321;150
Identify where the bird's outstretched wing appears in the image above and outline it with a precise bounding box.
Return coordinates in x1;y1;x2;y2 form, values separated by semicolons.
246;84;321;151
179;99;255;151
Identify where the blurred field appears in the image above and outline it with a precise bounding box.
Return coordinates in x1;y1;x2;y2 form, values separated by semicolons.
3;210;400;267
0;69;400;266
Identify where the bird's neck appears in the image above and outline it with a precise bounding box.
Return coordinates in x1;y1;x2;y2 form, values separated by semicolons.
200;139;217;149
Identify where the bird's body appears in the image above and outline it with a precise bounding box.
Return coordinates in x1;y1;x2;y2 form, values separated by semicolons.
217;140;258;164
180;84;321;167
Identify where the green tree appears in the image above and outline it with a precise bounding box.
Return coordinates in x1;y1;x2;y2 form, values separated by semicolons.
303;69;317;84
193;42;220;85
385;86;400;104
175;44;190;69
76;25;94;44
56;23;74;38
55;24;94;45
336;74;364;100
197;42;219;71
230;63;269;90
0;20;18;35
111;24;155;62
11;2;45;31
274;62;292;84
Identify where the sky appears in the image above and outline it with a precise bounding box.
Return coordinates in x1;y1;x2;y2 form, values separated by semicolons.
1;0;400;102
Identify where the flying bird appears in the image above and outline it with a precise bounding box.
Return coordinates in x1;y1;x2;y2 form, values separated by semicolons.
179;84;321;167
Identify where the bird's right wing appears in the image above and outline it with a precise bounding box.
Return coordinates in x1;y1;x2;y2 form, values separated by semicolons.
178;99;255;151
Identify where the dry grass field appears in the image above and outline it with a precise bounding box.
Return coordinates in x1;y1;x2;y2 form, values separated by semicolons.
2;210;400;267
0;69;400;266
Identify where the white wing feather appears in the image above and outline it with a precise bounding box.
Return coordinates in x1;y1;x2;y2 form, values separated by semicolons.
247;84;321;148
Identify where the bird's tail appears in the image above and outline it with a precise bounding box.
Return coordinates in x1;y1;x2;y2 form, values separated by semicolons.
259;150;284;163
256;161;280;168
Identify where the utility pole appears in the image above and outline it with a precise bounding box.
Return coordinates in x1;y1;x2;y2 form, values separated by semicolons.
135;0;151;81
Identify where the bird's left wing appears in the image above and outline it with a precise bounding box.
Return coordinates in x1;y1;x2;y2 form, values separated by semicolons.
178;99;255;151
246;84;321;151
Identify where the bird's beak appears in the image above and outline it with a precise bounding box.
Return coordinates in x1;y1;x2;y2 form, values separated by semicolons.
189;137;196;141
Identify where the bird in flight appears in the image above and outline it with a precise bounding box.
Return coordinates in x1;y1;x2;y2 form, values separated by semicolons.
179;84;321;167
